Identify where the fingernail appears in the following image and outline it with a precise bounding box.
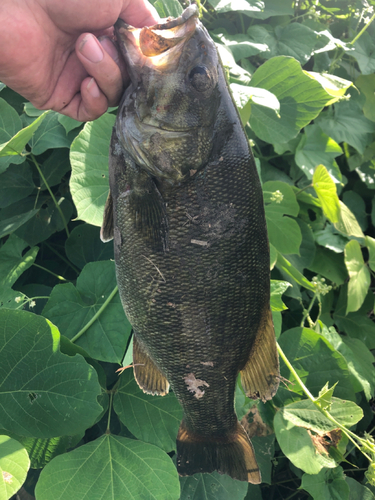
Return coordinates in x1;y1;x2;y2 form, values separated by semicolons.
87;78;101;98
79;34;103;63
98;36;120;64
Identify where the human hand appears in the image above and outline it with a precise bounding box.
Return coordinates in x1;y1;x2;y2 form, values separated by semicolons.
0;0;159;121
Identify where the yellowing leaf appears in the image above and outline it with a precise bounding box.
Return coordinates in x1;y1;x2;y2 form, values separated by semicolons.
366;236;375;272
313;164;340;223
305;72;352;105
344;240;371;314
334;201;365;239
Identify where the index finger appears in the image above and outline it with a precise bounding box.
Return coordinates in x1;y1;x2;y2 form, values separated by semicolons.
119;0;160;27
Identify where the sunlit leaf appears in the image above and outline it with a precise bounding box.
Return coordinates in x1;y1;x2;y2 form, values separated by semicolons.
0;435;29;500
313;164;341;223
344;240;371;313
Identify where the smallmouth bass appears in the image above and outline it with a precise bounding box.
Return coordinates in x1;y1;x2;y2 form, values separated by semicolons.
101;4;279;483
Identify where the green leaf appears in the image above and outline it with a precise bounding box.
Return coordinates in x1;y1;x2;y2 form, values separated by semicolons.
70;113;115;226
355;74;375;122
0;163;35;209
14;196;73;247
215;44;251;85
43;260;130;363
230;84;279;127
314;224;348;254
285;219;316;273
316;98;375;155
28;112;71;155
249;56;335;144
277;327;356;403
0;309;102;438
261;23;318;65
270;280;291;311
0;435;29;500
65;223;113;269
276;253;316;292
152;0;183;17
344;240;371;313
300;467;350;500
35;434;180;500
270;243;277;270
366;236;375;272
207;0;264;15
0;209;39;240
0;111;50;157
38;149;71;190
57;114;82;134
316;382;337;411
263;181;301;255
0;234;38;289
274;410;337;474
342;191;368;232
351;31;375;75
295;125;342;181
306;72;353;105
179;471;248;500
280;397;363;433
308;246;348;285
346;477;375;500
0;99;24;174
113;369;183;453
313;164;341;223
214;32;268;61
334;201;365;239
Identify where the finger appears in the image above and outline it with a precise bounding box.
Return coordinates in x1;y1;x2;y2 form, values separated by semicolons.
76;33;124;106
119;0;160;27
59;76;109;121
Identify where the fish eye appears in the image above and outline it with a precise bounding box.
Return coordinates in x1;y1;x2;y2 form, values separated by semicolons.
189;66;212;92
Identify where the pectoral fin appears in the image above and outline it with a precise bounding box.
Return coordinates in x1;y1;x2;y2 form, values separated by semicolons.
129;178;169;253
133;333;170;396
100;191;114;242
240;308;279;402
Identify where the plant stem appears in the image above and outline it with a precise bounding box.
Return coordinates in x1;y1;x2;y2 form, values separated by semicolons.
106;390;114;434
277;342;373;461
350;12;375;45
70;285;118;343
33;263;68;282
300;292;317;327
30;154;70;238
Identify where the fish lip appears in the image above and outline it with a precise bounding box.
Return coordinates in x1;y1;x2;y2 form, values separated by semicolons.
114;5;200;74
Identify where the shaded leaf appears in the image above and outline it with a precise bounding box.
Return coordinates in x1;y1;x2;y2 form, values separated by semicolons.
316;98;375;155
0;234;38;289
65;223;114;269
38;149;71;190
351;31;375;75
356;74;375;122
35;434;180;500
70;113;115;226
230;84;279;127
43;261;130;363
344;240;370;313
0;99;24;174
366;236;375;272
270;280;291;311
0;163;35;209
179;471;248;500
28;112;71;155
0;435;29;500
346;477;375;500
295;125;342;181
308;246;348;285
214;32;268;61
0;309;102;438
276;253;316;292
113;369;182;453
301;467;350;500
0;209;39;240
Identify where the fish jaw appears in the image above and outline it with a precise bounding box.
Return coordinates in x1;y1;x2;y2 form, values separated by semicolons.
115;5;199;82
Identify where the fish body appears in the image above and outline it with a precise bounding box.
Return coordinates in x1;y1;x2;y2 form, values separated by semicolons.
101;5;279;483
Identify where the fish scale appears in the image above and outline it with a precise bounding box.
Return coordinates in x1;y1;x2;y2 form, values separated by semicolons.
101;4;279;483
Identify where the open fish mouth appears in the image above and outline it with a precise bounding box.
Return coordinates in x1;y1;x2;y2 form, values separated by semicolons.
114;4;199;72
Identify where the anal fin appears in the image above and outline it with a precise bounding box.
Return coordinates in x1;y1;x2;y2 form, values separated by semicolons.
133;334;170;396
241;308;279;402
177;420;261;484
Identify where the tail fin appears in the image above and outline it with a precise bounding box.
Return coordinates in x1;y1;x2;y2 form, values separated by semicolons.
176;420;261;483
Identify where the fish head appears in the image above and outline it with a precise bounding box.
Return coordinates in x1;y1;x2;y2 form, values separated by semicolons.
115;5;220;184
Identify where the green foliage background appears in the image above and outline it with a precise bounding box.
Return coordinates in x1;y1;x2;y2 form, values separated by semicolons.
1;0;375;499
